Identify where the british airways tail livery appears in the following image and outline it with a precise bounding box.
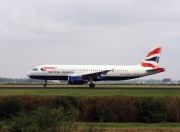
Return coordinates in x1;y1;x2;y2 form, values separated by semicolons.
27;45;165;88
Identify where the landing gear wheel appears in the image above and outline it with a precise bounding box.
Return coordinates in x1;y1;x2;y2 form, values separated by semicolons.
44;80;47;88
89;83;95;88
43;83;47;88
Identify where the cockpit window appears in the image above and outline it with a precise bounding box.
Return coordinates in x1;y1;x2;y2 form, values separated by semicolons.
32;68;38;71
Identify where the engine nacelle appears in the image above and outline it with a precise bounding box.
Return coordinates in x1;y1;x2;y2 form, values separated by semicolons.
68;76;88;84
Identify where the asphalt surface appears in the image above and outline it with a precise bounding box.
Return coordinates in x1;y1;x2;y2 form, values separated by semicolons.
0;86;180;90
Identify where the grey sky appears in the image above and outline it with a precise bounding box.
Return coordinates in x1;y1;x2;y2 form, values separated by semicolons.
0;0;180;80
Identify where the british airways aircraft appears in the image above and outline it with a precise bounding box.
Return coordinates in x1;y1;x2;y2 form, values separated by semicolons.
27;45;165;88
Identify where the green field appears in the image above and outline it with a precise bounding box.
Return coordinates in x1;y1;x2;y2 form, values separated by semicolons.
0;89;180;97
78;122;180;132
78;122;180;128
1;84;180;88
0;85;180;131
1;122;180;131
0;84;180;97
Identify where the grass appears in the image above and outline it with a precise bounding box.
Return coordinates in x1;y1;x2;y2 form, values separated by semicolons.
1;122;179;132
78;122;180;132
0;84;180;96
0;84;180;131
1;84;180;88
0;89;180;97
1;121;180;128
78;122;180;128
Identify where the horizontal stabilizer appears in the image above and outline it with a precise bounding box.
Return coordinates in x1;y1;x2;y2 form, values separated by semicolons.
146;67;165;73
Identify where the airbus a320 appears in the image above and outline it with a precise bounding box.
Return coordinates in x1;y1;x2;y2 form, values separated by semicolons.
27;45;165;88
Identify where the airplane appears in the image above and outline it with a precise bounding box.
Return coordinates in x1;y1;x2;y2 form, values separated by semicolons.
27;45;165;88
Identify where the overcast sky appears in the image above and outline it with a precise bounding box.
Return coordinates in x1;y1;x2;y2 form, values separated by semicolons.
0;0;180;80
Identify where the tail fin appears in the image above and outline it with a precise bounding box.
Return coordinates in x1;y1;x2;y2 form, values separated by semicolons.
141;44;162;69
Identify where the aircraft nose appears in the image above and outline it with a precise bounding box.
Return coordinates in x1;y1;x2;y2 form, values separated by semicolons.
27;72;31;77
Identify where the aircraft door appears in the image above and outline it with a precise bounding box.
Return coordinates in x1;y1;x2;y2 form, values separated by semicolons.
134;67;139;75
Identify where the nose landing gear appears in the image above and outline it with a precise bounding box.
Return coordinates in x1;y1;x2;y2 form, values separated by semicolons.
43;80;47;87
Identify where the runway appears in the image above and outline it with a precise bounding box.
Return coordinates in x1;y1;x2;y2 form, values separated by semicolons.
0;86;180;90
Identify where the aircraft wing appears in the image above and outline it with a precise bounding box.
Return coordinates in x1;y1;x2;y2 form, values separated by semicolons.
81;69;113;78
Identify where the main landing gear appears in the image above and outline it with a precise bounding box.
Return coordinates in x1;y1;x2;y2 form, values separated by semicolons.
89;83;95;88
89;78;95;88
43;80;47;87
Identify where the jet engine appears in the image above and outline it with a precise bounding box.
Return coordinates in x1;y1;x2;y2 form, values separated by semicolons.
68;76;88;84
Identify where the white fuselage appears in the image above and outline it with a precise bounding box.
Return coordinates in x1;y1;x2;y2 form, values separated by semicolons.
27;64;156;81
26;45;165;88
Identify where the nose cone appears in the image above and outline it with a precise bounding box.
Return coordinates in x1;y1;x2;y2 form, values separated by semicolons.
27;72;31;78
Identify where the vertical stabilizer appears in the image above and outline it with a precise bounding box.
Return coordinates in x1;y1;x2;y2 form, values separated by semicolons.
141;44;162;69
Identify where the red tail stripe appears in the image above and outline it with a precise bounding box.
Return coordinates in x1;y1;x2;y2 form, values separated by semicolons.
141;62;157;69
146;47;161;57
